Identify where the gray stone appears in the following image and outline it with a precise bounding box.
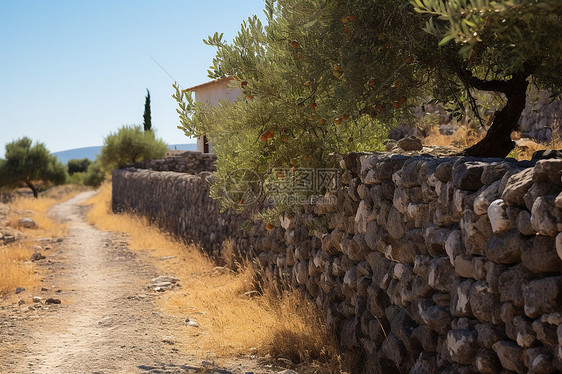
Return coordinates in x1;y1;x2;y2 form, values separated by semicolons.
428;257;456;293
525;347;555;374
523;235;562;273
15;287;25;294
524;182;560;211
30;252;45;261
476;323;506;349
18;217;37;229
387;208;405;240
445;230;464;266
532;319;558;347
557;232;562;261
451;280;473;317
470;281;501;324
501;168;534;207
151;275;180;284
475;348;503;374
454;255;473;279
531;195;561;236
516;209;536;236
513;315;536;348
473;181;501;215
487;199;513;234
45;298;61;305
485;262;508;294
418;299;452;335
498;265;533;307
398;136;423;151
523;276;562;318
482;162;517;185
471;257;487;281
452;161;486;191
424;226;449;256
435;162;453;183
533;159;562;185
492;340;525;374
412;325;438;352
486;232;526;264
446;329;478;365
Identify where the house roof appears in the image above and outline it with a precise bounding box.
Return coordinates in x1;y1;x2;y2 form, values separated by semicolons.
182;77;234;93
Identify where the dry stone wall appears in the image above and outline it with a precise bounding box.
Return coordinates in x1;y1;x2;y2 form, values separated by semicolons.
113;151;562;374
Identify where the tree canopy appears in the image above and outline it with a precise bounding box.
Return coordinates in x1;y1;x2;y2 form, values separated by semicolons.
98;125;167;171
175;0;562;208
0;137;67;198
67;158;92;175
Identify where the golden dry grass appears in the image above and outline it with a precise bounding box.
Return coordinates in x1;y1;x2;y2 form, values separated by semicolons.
84;182;347;372
0;241;40;295
1;185;86;296
424;124;483;150
424;123;562;161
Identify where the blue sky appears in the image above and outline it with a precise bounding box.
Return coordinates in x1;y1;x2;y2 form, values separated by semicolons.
0;0;265;156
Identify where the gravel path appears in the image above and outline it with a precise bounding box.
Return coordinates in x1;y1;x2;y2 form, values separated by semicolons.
0;192;278;374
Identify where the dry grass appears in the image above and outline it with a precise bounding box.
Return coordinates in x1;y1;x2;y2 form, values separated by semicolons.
424;122;562;161
0;185;86;296
0;241;40;295
424;124;483;150
85;182;347;372
7;185;86;239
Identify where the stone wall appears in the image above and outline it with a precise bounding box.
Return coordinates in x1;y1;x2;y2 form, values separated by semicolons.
113;151;562;374
132;151;217;174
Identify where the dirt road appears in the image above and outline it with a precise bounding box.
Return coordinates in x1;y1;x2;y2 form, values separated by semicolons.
0;192;276;374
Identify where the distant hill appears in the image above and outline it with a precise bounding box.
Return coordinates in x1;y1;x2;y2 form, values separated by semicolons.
53;143;197;164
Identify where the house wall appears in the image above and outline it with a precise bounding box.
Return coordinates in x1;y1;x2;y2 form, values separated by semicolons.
191;78;242;153
112;151;562;374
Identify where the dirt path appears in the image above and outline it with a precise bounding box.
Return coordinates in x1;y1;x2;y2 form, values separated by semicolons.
0;192;277;374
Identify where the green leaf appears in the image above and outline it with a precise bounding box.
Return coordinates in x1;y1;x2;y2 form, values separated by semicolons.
438;35;455;46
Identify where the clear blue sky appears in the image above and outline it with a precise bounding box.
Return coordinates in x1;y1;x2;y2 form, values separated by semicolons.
0;0;266;156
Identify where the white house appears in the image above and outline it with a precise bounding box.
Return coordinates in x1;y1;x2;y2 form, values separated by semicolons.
183;77;242;153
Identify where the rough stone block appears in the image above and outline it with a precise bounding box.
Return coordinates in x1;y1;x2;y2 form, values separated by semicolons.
502;168;534;207
523;276;562;318
487;199;514;234
498;264;533;306
451;280;474;318
531;195;561;236
486;232;525;264
452;161;486;191
446;329;478;365
474;181;501;215
516;209;536;236
492;340;526;374
522;235;562;273
454;255;474;279
428;257;456;293
470;281;501;324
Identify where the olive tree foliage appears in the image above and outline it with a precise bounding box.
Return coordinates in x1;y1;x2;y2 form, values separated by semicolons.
174;0;561;209
98;125;167;172
0;137;67;198
414;0;562;156
67;158;92;175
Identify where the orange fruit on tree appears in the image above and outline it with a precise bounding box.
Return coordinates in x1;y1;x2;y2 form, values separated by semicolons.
266;222;274;230
400;96;407;104
348;137;354;142
348;15;356;22
369;78;376;86
238;198;245;205
375;103;384;112
393;101;401;109
246;95;254;100
241;81;248;89
341;16;348;23
342;114;350;121
309;102;317;109
266;130;275;139
343;27;350;34
291;166;298;173
291;40;299;48
319;118;327;125
334;117;342;125
303;154;311;161
405;55;414;63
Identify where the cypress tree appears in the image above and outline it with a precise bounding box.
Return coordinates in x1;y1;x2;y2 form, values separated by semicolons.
143;89;152;132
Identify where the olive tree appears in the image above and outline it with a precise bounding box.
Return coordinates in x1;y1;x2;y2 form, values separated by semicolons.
0;137;67;198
